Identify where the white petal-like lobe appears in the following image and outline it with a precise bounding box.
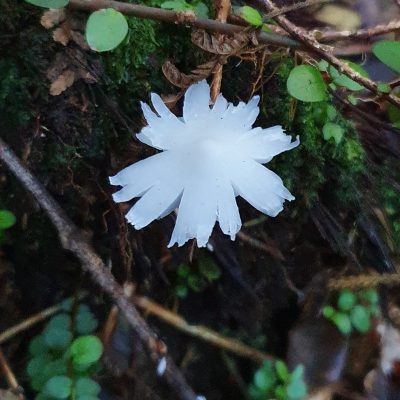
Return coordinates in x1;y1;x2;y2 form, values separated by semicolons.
110;80;299;247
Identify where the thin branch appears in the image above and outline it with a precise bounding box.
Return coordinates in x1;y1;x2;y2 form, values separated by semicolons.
133;295;272;363
68;0;300;49
0;137;197;400
0;348;24;399
264;0;331;20
0;304;61;345
318;19;400;42
260;0;400;108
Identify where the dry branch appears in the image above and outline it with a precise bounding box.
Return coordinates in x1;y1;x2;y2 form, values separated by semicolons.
261;0;400;108
68;0;299;48
0;137;197;400
134;295;272;363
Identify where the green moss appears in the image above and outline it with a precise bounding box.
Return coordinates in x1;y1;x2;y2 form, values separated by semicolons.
261;58;365;208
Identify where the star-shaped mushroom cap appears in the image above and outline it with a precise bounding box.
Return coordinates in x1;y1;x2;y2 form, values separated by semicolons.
110;80;299;247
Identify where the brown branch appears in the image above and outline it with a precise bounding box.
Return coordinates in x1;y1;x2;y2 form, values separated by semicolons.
318;19;400;42
0;137;197;400
133;295;272;363
260;0;400;108
264;0;331;19
210;0;231;102
68;0;300;49
0;348;24;399
0;304;61;345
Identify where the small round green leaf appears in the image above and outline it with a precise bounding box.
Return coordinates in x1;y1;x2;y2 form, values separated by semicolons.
48;314;71;330
350;305;370;333
24;0;69;8
27;355;52;377
322;306;335;318
76;312;98;335
332;312;352;335
75;378;101;396
287;65;327;102
286;378;307;399
275;360;290;382
86;9;128;52
29;336;48;356
0;210;16;229
239;6;263;27
323;122;344;145
328;61;369;91
373;40;400;73
44;327;72;349
71;335;103;365
44;376;72;399
337;290;356;311
377;83;391;93
254;361;276;391
361;289;379;305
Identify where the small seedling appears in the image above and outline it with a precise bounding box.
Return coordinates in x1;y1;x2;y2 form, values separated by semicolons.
323;288;380;335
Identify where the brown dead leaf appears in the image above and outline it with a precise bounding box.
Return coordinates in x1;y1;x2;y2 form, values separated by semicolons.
49;70;76;96
52;22;71;46
40;9;66;29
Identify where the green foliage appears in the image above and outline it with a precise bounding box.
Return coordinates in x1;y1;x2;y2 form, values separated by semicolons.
0;210;16;230
24;0;68;8
328;61;369;91
322;122;343;144
286;65;327;102
26;303;102;400
161;0;209;17
86;9;129;52
323;288;380;335
249;360;307;400
373;40;400;73
175;255;221;298
238;6;263;27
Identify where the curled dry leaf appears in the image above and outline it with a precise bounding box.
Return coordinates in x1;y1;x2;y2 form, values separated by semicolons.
162;59;219;88
53;22;71;46
40;8;66;29
49;69;76;96
191;29;251;55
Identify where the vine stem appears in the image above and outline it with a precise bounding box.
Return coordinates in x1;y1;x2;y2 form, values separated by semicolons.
0;137;197;400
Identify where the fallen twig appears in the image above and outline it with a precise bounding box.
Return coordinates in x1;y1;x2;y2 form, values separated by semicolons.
0;137;197;400
264;0;331;20
133;295;272;363
318;19;400;42
0;348;24;399
68;0;299;49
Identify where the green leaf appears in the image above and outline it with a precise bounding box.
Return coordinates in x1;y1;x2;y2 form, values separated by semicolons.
44;376;72;399
193;1;208;17
75;378;101;397
275;360;289;382
328;61;369;91
337;289;356;311
198;256;221;281
361;289;379;305
187;275;207;292
332;312;352;335
48;314;71;330
347;94;358;105
290;365;305;381
287;65;327;102
43;359;67;378
318;60;329;72
350;305;370;333
254;361;276;391
24;0;68;8
326;104;337;120
175;285;188;298
44;327;72;349
77;396;100;400
373;40;400;73
377;83;391;93
161;0;191;11
286;378;307;399
322;122;344;144
26;355;52;377
76;314;98;335
387;103;400;126
29;336;48;356
85;9;128;52
0;210;16;229
239;6;263;27
322;306;335;318
70;335;103;365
